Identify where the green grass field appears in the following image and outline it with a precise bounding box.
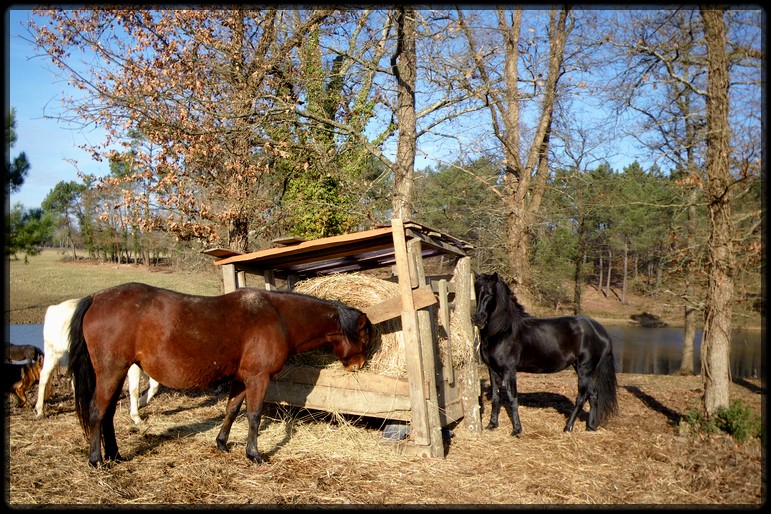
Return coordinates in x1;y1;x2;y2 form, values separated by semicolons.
7;248;223;324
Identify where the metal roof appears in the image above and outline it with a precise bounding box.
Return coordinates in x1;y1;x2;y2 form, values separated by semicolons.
204;221;472;279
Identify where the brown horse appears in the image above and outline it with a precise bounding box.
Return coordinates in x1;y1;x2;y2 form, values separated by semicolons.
4;355;45;407
68;282;372;467
5;343;43;363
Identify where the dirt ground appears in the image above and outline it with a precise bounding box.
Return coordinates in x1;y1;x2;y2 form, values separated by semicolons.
5;253;764;505
4;367;764;506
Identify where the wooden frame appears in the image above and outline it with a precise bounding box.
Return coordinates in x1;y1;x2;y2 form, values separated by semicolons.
207;219;481;457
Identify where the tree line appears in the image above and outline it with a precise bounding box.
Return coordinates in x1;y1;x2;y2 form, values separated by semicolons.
6;8;762;417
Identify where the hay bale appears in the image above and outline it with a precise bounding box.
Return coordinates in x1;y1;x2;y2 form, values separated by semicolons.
291;274;406;376
290;273;473;378
289;273;474;377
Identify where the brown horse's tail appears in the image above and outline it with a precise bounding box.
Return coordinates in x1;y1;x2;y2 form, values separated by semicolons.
592;344;619;426
68;295;95;437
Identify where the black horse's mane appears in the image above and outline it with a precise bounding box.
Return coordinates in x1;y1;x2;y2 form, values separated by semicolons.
486;274;531;336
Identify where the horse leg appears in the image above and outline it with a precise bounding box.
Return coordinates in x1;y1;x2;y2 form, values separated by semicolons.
140;377;160;408
127;364;143;425
215;380;246;452
585;379;600;431
88;372;127;467
34;351;58;418
501;369;522;436
486;369;502;430
13;379;27;407
102;390;123;461
565;370;591;432
244;372;270;463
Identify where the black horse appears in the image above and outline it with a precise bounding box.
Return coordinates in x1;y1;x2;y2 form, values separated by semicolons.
473;272;618;435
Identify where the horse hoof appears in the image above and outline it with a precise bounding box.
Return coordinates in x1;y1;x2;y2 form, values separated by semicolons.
485;423;498;431
216;440;228;452
247;453;265;464
511;427;522;437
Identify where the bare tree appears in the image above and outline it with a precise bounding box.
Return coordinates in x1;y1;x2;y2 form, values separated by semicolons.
455;7;573;284
699;6;733;414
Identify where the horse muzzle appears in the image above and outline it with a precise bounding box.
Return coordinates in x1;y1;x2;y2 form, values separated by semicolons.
343;353;366;372
472;312;487;330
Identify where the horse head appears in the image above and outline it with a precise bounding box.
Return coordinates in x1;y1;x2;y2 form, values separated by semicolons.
333;309;372;371
472;272;500;330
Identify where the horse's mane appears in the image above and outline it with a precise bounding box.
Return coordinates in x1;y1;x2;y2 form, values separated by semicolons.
486;274;531;336
273;289;367;342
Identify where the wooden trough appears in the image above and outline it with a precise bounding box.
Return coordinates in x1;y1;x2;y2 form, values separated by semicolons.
206;219;481;458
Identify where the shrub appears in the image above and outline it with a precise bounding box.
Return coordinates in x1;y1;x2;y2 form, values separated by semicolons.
681;400;762;444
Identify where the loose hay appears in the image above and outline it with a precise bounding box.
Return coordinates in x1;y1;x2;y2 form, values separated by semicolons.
290;273;473;378
6;371;764;505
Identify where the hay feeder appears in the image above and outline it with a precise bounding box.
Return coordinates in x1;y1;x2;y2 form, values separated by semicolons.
206;219;481;458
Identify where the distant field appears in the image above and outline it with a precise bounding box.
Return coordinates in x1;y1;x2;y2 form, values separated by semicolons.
7;248;223;324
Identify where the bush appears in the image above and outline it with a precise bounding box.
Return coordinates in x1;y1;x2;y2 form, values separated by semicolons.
681;400;762;444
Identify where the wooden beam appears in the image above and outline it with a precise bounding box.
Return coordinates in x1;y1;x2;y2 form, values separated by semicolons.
454;256;481;435
363;286;436;325
392;218;431;447
409;237;444;458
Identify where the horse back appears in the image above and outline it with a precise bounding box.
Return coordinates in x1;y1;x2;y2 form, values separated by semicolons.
513;315;611;373
44;298;81;366
81;283;289;389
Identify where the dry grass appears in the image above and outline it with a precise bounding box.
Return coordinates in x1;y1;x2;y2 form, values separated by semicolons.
5;249;765;506
5;370;764;505
7;249;222;325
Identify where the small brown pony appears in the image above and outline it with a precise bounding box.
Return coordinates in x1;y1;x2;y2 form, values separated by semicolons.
4;354;45;407
5;343;43;363
68;282;372;467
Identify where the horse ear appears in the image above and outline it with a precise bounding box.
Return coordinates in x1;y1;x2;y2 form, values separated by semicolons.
492;271;499;281
357;313;370;330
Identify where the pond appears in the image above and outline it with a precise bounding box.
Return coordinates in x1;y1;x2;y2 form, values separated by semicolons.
6;323;764;380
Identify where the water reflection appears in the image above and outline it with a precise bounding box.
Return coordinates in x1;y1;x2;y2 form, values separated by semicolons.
608;326;763;380
7;323;764;380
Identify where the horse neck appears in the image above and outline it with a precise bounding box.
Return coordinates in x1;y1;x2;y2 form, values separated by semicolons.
486;283;528;337
275;294;343;352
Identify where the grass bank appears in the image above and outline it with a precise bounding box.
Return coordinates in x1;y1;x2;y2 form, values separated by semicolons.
6;248;223;324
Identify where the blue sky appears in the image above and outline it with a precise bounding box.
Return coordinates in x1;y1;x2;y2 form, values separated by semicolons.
6;7;112;210
5;7;648;212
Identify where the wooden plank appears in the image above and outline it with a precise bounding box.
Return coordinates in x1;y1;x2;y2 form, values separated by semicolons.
266;365;412;420
404;227;468;257
213;226;395;266
392;219;431;446
454;256;481;434
273;365;409;396
202;247;242;258
409;237;444;458
438;279;454;384
221;264;238;293
363;286;436;325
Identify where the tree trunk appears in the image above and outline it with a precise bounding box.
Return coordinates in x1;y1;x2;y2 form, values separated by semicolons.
229;215;250;253
573;208;586;315
679;192;700;375
391;7;417;221
598;254;603;292
605;247;612;297
700;6;733;416
621;240;628;304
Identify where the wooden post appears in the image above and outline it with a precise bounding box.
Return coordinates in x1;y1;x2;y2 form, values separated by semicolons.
454;256;481;435
391;219;432;451
408;236;444;458
438;279;454;384
222;264;238;293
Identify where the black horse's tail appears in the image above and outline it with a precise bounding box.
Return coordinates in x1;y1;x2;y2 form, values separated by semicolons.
68;295;95;437
592;341;619;427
